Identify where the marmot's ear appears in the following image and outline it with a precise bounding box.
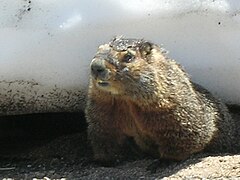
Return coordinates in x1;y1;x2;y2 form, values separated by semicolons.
140;41;153;56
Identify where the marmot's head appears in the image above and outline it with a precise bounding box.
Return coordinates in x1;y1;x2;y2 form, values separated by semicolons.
90;37;167;100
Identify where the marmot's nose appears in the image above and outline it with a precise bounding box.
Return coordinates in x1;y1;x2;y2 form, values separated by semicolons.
91;58;107;79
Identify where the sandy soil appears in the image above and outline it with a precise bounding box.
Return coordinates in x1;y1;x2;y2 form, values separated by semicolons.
0;107;239;179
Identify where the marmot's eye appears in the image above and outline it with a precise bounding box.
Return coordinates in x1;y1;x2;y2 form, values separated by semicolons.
122;53;134;63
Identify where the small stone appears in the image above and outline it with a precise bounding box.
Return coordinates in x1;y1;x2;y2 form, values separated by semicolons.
43;177;51;180
49;170;55;174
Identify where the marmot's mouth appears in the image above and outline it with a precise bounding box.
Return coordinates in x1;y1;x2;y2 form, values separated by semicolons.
96;80;119;94
97;81;110;87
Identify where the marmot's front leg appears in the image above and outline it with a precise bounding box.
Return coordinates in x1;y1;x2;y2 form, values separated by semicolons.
87;123;126;165
86;100;126;165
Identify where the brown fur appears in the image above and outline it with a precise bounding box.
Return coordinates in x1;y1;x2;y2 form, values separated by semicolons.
85;37;236;164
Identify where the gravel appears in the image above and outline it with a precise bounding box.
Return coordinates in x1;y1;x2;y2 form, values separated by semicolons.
0;107;239;179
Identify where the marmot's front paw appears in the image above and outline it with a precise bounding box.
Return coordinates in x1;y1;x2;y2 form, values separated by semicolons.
89;136;125;166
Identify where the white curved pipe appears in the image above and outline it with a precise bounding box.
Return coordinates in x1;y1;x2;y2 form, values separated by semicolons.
0;0;240;115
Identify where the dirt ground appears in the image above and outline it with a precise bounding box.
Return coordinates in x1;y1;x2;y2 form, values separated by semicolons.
0;107;240;179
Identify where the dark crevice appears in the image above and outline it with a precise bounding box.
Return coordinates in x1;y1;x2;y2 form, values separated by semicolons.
0;112;87;156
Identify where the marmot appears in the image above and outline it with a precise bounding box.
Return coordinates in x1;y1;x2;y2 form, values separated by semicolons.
85;36;236;164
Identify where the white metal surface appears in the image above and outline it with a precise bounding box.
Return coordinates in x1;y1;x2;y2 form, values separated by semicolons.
0;0;240;115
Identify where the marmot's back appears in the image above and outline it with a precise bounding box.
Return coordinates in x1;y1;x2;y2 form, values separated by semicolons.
85;37;236;164
192;83;236;152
